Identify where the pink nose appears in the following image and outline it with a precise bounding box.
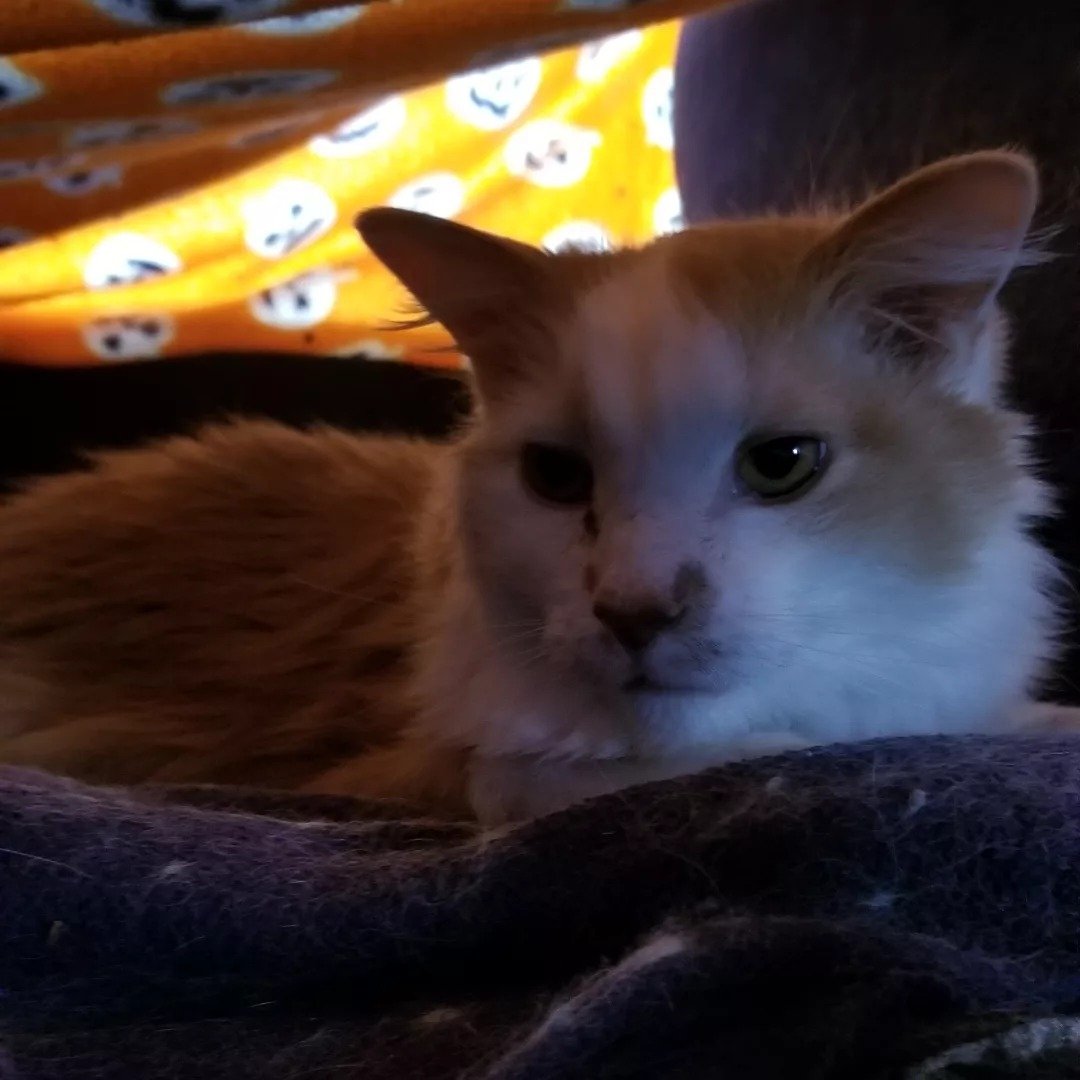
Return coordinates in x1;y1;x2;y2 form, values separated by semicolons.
592;600;685;654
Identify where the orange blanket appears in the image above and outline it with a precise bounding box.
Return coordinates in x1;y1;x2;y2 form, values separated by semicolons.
0;1;726;366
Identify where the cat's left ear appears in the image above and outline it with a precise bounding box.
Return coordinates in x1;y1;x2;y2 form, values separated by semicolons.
808;150;1039;400
357;208;559;402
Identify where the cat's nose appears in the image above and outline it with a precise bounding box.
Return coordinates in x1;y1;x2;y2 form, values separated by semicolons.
593;598;685;655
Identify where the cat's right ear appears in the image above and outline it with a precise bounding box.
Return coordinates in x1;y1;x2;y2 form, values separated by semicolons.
805;151;1039;399
357;208;556;400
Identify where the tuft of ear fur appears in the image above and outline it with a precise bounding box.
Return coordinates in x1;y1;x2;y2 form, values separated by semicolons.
807;151;1040;393
357;208;558;401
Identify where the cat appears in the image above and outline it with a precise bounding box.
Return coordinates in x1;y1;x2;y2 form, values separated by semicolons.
0;151;1066;823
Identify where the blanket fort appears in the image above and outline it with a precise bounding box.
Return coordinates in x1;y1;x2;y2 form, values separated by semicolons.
0;0;724;366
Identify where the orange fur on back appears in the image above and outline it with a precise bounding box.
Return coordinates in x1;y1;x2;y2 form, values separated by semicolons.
0;420;467;812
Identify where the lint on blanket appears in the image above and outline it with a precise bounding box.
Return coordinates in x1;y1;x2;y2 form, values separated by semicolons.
0;0;719;366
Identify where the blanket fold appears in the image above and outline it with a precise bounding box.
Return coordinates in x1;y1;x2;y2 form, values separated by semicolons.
4;735;1080;1078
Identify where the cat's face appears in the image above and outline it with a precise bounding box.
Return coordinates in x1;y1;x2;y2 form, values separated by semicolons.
361;152;1050;741
455;239;1023;711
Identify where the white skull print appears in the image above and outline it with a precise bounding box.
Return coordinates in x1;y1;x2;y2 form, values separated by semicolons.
83;233;182;290
641;67;674;151
504;120;602;189
66;117;200;151
652;187;685;236
42;165;124;197
90;0;289;27
250;269;338;329
0;154;85;185
245;6;364;34
82;314;175;360
445;59;542;131
308;98;407;159
162;69;336;108
0;60;42;110
241;179;337;259
389;173;466;219
541;220;614;253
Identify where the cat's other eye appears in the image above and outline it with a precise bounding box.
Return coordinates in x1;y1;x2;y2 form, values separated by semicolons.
736;435;827;500
520;442;594;506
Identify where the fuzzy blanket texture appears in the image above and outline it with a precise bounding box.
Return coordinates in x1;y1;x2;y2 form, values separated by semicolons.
3;735;1080;1079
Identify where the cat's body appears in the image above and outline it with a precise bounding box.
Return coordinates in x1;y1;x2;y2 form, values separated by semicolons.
0;153;1068;822
0;423;460;797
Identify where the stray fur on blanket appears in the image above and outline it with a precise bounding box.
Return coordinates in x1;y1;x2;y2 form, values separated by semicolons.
3;735;1080;1079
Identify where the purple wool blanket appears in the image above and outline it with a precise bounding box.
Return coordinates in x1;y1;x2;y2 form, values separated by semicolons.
3;735;1080;1079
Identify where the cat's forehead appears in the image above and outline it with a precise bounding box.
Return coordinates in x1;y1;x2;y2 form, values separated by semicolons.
559;226;840;445
569;256;750;434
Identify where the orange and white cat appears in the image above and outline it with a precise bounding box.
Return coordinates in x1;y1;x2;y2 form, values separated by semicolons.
0;152;1067;822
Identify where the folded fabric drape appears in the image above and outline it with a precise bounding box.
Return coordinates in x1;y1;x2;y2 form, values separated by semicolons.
0;0;722;365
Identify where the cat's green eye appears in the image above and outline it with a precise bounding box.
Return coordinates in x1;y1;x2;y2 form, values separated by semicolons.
736;435;827;500
520;442;594;506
